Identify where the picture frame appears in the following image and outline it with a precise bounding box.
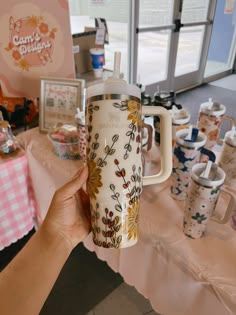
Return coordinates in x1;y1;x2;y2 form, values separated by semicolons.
39;77;85;133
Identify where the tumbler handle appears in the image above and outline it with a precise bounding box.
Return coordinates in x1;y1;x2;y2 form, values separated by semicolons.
217;115;235;145
142;106;172;185
142;121;153;151
211;188;236;224
200;147;216;162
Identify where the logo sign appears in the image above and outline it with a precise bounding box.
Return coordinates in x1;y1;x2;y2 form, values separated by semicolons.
0;1;75;97
5;15;56;70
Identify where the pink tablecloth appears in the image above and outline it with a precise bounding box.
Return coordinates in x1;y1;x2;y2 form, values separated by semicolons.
17;128;236;315
0;152;37;249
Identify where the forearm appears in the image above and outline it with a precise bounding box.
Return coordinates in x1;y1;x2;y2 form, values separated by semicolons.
0;224;72;315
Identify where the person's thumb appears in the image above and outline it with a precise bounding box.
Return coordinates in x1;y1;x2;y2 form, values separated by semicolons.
58;166;88;198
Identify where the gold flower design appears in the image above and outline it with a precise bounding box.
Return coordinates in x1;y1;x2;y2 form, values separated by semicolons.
39;22;49;34
127;100;142;126
126;200;139;240
18;59;30;71
87;160;102;199
27;15;43;27
12;50;21;61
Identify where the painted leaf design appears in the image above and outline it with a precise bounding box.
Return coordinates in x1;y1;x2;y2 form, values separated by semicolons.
131;175;137;182
90;152;96;160
114;223;121;232
97;158;103;167
129;123;136;131
115;171;122;177
120;168;126;176
111;194;118;200
113;102;121;109
111;237;116;245
117;235;122;244
114;216;119;225
115;204;122;212
102;217;109;225
110;184;115;191
92;142;99;150
104;145;110;154
112;134;119;142
107;231;115;237
124;144;132;152
108;220;115;228
109;149;115;155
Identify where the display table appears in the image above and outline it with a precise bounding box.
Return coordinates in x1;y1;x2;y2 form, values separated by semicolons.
16;128;236;315
0;150;37;250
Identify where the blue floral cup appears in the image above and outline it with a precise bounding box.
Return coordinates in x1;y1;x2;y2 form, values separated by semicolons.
183;163;236;239
171;128;216;201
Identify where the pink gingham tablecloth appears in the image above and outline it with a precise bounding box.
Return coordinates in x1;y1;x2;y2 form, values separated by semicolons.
0;153;37;250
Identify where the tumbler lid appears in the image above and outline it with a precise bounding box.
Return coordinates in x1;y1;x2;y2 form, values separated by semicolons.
86;52;140;99
170;106;190;125
191;163;225;187
175;127;206;149
200;98;225;116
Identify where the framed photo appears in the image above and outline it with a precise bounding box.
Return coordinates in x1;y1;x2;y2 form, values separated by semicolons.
39;77;85;133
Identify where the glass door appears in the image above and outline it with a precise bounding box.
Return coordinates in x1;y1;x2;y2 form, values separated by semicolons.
133;0;216;94
204;0;236;80
173;0;216;91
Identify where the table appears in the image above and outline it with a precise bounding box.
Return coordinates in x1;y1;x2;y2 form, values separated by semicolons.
17;128;236;315
0;150;37;250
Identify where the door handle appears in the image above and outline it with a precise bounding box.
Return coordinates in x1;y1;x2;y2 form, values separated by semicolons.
174;19;184;32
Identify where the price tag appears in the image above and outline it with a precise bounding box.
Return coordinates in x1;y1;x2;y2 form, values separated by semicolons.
95;28;105;45
73;45;80;54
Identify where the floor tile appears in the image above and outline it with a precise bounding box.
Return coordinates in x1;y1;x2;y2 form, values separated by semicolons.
210;74;236;91
118;283;153;314
89;282;161;315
